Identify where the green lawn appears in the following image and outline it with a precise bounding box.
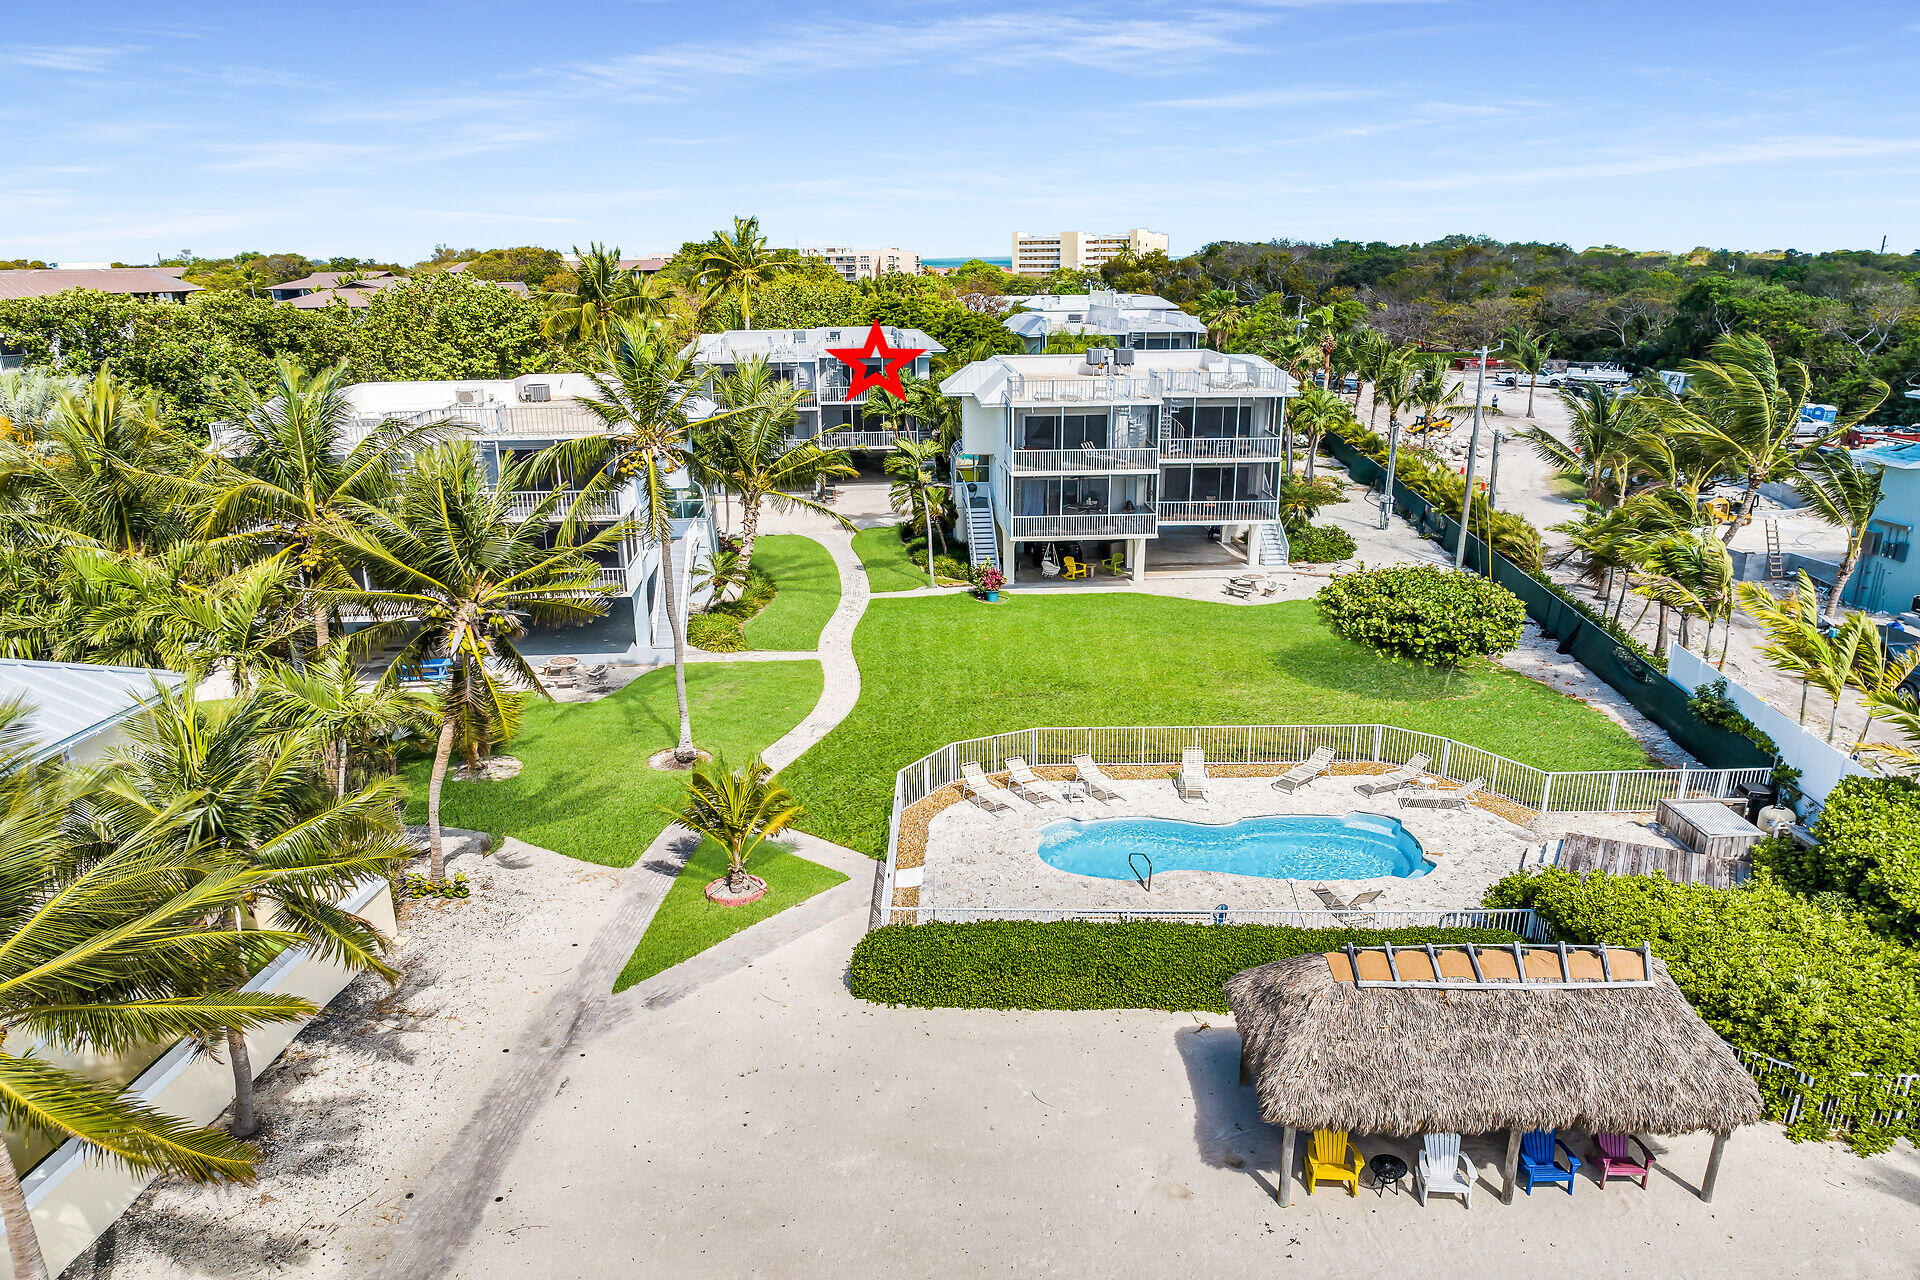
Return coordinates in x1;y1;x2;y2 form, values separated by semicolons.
409;661;823;868
611;837;847;992
740;535;840;651
781;593;1652;857
852;525;959;593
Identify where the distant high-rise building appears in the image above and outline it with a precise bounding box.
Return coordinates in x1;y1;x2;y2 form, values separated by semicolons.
1009;229;1169;275
800;247;922;281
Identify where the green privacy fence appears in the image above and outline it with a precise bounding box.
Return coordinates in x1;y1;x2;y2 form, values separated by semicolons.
1322;431;1771;773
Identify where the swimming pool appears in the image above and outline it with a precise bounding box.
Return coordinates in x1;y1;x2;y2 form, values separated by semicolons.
1036;813;1432;882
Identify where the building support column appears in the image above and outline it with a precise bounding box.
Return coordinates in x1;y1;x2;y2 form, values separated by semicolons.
1002;526;1017;587
1277;1126;1296;1206
1502;1126;1523;1204
1247;523;1264;569
1129;538;1146;584
1700;1131;1729;1202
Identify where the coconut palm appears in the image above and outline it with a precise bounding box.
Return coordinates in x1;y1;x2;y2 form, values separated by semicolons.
91;687;406;1139
335;443;620;876
1346;328;1391;424
196;358;454;649
1654;332;1887;542
665;754;803;897
868;372;961;452
695;217;789;331
0;371;193;553
1791;449;1886;616
69;549;302;692
1287;384;1349;482
1737;574;1830;725
1844;617;1920;747
1517;382;1654;509
1194;289;1245;348
887;439;948;586
259;648;436;796
538;243;667;346
695;360;855;583
1369;346;1422;444
0;368;81;441
1632;529;1733;659
1503;326;1555;419
534;319;744;768
0;702;320;1280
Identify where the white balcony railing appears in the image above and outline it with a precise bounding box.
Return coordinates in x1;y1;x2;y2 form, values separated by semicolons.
1010;510;1158;539
1009;446;1159;473
343;403;611;447
1005;373;1160;404
1155;366;1286;394
499;488;631;522
1157;433;1286;460
816;428;930;450
1157;499;1281;524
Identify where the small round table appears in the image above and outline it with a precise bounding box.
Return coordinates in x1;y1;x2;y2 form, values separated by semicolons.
1368;1153;1408;1197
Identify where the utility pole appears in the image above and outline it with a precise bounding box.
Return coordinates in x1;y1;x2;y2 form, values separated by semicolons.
1484;428;1504;574
1380;419;1401;531
1453;341;1502;570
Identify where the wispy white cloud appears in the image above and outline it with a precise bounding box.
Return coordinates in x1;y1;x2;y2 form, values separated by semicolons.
1146;86;1378;109
0;44;128;73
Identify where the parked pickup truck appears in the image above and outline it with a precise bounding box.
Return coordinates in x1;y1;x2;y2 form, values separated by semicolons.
1498;362;1632;390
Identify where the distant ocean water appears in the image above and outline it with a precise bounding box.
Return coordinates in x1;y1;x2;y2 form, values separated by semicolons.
923;256;1011;268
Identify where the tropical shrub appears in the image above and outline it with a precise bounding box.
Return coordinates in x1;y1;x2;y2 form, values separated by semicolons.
1763;775;1920;942
1687;677;1776;756
849;921;1520;1013
1485;867;1920;1152
1323;416;1541;567
1316;564;1525;666
1278;476;1346;529
686;613;746;652
1285;523;1357;564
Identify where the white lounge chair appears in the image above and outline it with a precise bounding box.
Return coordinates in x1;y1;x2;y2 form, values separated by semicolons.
1310;883;1350;912
959;762;1016;812
1399;778;1486;810
1356;753;1431;796
1415;1133;1477;1208
1271;745;1336;793
1004;757;1064;804
1176;747;1210;800
1071;754;1123;801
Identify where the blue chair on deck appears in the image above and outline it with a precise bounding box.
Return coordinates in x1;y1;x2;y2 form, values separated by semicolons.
1517;1128;1581;1195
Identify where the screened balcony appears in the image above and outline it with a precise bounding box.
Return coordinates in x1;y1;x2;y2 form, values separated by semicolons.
1009;475;1156;539
1009;408;1157;473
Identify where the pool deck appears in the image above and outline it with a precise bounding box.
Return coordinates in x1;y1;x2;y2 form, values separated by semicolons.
917;769;1681;916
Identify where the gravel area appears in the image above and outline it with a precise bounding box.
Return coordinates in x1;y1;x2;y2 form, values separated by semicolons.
72;842;624;1280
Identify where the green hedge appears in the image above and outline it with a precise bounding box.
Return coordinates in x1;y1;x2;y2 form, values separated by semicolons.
1765;774;1920;943
1285;523;1357;564
848;920;1521;1013
1486;867;1920;1153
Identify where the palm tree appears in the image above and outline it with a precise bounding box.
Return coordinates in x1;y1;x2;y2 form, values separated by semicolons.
1632;529;1732;659
1844;615;1920;747
1194;289;1244;348
197;358;453;650
868;372;962;452
695;217;789;331
0;368;81;440
1791;449;1886;616
1370;347;1422;445
260;647;435;796
1346;328;1390;423
1655;332;1887;542
0;702;319;1280
666;754;803;897
1737;573;1830;724
1517;383;1653;509
336;443;620;877
534;320;746;769
0;371;193;553
1287;384;1349;482
69;549;301;692
887;439;948;586
93;687;406;1139
537;243;666;347
1503;326;1555;419
1809;611;1872;742
695;361;855;582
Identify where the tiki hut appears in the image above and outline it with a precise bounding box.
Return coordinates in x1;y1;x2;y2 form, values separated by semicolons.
1225;944;1764;1206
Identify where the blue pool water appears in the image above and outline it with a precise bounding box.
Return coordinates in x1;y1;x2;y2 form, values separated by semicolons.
1036;813;1431;881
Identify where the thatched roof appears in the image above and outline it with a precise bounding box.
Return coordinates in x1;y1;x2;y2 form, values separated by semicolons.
1225;948;1763;1137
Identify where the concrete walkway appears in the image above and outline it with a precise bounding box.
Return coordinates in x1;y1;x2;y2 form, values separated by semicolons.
373;525;876;1280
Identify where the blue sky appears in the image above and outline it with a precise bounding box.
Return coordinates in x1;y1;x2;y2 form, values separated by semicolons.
8;1;1920;263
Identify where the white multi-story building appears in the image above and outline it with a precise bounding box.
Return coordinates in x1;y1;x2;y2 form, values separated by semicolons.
800;247;922;281
322;374;712;662
1002;290;1206;352
1010;229;1170;275
941;348;1296;583
690;326;945;450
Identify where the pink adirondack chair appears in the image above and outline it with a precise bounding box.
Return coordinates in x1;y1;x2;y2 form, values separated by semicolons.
1593;1133;1654;1189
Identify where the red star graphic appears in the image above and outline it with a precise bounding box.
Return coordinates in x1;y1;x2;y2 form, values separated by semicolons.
826;323;927;401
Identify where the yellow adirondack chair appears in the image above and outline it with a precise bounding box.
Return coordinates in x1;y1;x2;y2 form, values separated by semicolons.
1305;1129;1364;1196
1060;556;1091;580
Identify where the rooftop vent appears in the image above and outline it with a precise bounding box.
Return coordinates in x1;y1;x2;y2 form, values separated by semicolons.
521;383;551;403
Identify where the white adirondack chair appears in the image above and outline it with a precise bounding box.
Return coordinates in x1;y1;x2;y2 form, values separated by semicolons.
1176;747;1210;800
1415;1133;1477;1207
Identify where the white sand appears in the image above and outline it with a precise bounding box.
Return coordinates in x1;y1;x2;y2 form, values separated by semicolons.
74;842;624;1280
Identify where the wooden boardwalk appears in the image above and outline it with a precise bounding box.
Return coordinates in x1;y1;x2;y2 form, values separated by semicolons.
1554;832;1750;889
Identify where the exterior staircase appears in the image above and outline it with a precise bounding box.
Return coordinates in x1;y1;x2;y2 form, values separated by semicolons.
1257;522;1290;567
959;481;1000;573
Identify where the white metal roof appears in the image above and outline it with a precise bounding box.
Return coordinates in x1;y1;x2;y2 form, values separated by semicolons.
0;660;185;760
940;350;1295;406
690;326;945;365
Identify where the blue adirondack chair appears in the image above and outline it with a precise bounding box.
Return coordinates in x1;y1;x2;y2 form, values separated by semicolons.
1517;1128;1581;1195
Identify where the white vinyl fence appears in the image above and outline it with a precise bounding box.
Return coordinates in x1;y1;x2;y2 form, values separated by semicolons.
873;724;1772;929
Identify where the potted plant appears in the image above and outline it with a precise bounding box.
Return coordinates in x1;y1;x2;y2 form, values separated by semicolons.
973;564;1004;602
